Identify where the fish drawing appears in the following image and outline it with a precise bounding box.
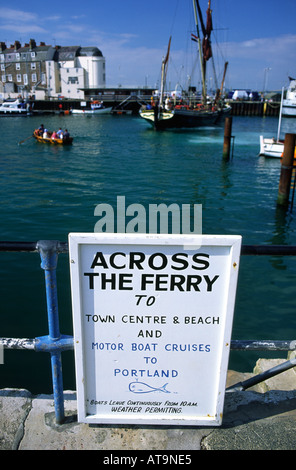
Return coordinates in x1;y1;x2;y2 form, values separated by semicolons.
129;381;171;394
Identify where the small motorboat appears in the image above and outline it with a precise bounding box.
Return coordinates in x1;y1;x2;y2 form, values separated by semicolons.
71;101;112;115
0;98;31;115
33;130;73;145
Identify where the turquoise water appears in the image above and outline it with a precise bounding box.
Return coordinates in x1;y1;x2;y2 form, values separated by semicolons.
0;113;296;393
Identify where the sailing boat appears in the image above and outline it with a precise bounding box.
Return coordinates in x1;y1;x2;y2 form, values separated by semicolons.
139;0;231;130
259;87;287;158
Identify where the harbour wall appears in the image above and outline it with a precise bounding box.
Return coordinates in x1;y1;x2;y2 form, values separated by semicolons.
30;98;281;116
230;100;280;117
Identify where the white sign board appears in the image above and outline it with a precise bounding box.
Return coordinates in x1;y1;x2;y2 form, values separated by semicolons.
69;233;241;426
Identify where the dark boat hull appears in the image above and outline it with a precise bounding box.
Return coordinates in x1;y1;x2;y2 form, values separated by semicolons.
140;106;231;130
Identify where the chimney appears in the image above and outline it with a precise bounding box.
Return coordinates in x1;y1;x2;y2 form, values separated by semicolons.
40;42;45;46
29;39;36;50
14;40;21;51
0;42;7;52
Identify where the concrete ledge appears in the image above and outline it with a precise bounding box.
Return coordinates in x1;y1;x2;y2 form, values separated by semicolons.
0;389;32;450
1;361;296;450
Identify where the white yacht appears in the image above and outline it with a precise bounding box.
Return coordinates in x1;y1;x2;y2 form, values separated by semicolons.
0;99;31;115
282;79;296;117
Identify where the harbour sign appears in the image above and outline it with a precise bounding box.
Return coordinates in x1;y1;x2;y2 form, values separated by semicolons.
69;233;241;426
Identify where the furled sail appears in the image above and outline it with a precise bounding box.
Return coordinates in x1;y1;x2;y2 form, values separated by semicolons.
195;0;213;62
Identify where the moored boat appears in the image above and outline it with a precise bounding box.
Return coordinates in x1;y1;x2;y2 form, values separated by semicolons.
259;87;294;158
259;136;284;158
139;1;231;130
71;102;112;115
33;129;73;145
282;78;296;117
0;98;31;116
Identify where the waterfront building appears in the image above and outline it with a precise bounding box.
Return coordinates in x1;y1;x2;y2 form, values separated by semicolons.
0;39;106;101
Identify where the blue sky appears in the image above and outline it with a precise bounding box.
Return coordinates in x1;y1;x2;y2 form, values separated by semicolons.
1;0;296;92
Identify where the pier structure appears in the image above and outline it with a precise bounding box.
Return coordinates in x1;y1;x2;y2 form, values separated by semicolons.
28;91;281;116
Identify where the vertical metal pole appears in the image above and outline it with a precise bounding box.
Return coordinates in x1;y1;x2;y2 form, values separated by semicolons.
38;240;65;424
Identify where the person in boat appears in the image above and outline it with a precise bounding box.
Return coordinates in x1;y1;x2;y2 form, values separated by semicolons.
63;129;70;140
43;129;48;138
165;97;172;111
51;130;58;140
38;124;44;136
57;128;63;138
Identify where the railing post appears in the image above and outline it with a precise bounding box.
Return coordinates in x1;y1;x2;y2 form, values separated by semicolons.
37;240;65;424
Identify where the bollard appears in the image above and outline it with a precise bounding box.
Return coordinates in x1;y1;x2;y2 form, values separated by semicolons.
223;116;232;160
277;133;296;206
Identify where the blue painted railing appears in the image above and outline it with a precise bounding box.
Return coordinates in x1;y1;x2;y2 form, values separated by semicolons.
0;240;296;424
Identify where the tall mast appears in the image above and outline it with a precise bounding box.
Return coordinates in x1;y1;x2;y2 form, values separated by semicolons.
192;0;206;103
159;36;171;110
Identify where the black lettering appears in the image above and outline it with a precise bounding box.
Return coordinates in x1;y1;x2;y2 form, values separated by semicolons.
186;275;202;291
141;274;154;289
109;252;126;269
155;274;168;290
101;273;116;289
84;272;99;289
170;275;185;291
204;275;219;291
192;253;210;270
171;253;189;270
148;253;168;270
129;252;145;269
90;252;108;269
118;273;133;290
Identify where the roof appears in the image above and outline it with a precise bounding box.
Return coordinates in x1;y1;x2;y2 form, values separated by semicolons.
79;47;103;57
0;40;104;62
55;46;81;61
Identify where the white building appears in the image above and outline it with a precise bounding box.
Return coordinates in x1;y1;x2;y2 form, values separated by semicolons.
0;40;106;100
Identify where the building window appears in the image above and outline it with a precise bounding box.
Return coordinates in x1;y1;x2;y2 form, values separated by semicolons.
32;73;37;82
31;62;36;70
8;74;12;82
16;53;20;60
68;76;79;84
31;52;35;58
1;64;5;71
41;73;46;85
23;74;28;85
1;74;6;82
16;74;22;82
16;63;20;70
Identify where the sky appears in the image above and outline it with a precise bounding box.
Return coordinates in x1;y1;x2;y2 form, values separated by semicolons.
1;0;296;92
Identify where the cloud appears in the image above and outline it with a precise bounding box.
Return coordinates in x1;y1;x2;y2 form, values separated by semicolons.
0;7;38;23
0;7;294;90
0;24;47;34
212;34;296;89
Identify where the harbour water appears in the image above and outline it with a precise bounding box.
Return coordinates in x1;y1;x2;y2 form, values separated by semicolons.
0;113;296;394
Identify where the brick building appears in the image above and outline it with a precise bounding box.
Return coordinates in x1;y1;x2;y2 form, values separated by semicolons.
0;39;106;100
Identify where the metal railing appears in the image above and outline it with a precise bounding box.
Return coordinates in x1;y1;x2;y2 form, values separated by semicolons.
0;240;295;424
